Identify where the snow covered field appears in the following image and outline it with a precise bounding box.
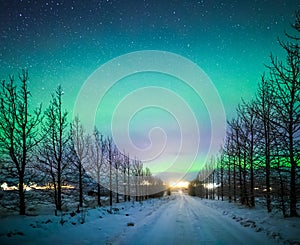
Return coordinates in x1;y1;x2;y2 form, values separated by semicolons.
0;191;299;245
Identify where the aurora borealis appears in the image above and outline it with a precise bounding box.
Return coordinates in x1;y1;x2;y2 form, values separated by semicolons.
1;0;299;181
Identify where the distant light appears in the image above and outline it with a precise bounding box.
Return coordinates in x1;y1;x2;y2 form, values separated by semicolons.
203;183;220;189
169;181;189;189
1;182;18;190
1;182;74;191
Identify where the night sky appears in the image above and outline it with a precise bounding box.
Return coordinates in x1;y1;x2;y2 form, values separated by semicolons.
1;0;299;181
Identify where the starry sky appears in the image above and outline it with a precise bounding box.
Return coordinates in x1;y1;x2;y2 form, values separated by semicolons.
0;0;299;181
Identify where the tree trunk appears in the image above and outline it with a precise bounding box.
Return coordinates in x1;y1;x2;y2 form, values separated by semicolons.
18;175;26;215
97;174;101;206
79;161;83;207
221;158;224;201
57;166;62;211
265;154;272;213
238;149;243;204
127;162;131;202
242;151;249;206
228;155;231;202
289;149;297;217
249;127;255;207
116;171;119;203
123;169;127;202
233;156;237;202
109;143;113;207
97;183;101;206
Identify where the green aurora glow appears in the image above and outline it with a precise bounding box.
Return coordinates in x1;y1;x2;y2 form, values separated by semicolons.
0;0;299;180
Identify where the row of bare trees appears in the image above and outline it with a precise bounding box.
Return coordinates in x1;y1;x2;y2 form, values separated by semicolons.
0;71;42;215
0;73;164;215
70;119;165;208
190;12;300;217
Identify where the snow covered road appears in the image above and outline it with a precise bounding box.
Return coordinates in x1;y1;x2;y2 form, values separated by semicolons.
0;192;277;245
115;192;273;245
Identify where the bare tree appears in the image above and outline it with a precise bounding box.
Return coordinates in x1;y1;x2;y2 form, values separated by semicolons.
0;70;42;215
237;101;259;207
266;16;300;216
88;127;106;206
71;116;89;208
123;152;131;202
121;152;128;202
38;85;69;213
224;123;235;203
132;158;143;201
254;75;276;212
112;146;122;203
106;137;113;207
144;167;151;199
219;154;225;201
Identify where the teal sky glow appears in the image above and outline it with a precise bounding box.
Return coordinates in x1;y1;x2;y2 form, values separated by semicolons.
0;0;299;180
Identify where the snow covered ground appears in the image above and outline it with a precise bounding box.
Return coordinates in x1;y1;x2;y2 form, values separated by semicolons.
0;191;299;245
201;198;300;245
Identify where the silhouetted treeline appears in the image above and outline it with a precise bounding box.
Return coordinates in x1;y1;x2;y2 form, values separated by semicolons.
0;73;165;216
190;11;300;217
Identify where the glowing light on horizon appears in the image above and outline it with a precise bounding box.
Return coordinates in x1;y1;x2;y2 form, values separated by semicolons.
203;183;220;189
0;182;75;191
169;181;190;189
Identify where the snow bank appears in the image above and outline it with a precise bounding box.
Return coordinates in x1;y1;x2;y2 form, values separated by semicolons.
200;198;300;245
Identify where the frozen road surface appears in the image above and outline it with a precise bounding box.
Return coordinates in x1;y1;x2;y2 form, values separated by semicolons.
0;192;277;245
114;192;273;245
